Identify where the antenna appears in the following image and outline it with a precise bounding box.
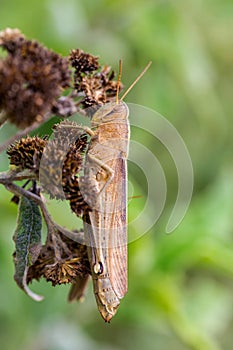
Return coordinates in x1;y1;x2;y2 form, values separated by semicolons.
116;59;123;104
120;61;152;101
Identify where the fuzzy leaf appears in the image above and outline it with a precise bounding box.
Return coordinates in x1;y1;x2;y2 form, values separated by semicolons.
13;195;43;301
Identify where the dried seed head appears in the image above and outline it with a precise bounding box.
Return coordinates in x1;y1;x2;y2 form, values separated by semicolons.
40;121;88;200
0;28;25;53
7;123;89;218
39;121;89;216
27;230;90;286
69;49;99;74
69;49;123;110
0;28;71;128
7;136;47;172
43;259;85;285
64;177;90;217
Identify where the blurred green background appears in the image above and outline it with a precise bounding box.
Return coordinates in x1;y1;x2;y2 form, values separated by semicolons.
0;1;232;349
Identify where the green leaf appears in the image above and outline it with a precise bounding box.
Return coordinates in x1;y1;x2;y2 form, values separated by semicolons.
13;195;43;301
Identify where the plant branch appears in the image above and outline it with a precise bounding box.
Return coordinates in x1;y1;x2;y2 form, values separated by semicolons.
0;169;36;184
4;182;85;245
5;182;43;205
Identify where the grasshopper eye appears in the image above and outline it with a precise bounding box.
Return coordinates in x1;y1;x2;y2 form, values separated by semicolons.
93;262;104;275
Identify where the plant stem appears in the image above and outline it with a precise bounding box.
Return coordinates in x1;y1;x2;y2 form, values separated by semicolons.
4;182;85;244
0;111;8;128
0;169;36;184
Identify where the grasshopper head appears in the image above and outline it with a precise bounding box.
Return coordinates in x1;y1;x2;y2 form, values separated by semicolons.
91;101;129;127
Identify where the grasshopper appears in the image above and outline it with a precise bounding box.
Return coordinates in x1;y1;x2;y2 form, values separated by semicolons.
69;61;151;322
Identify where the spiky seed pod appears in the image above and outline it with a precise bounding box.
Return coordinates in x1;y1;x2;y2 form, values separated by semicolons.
39;121;89;216
0;28;71;128
63;177;90;217
62;135;91;217
7;136;47;172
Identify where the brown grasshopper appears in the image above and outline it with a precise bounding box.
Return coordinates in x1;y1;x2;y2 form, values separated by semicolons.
69;61;151;322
